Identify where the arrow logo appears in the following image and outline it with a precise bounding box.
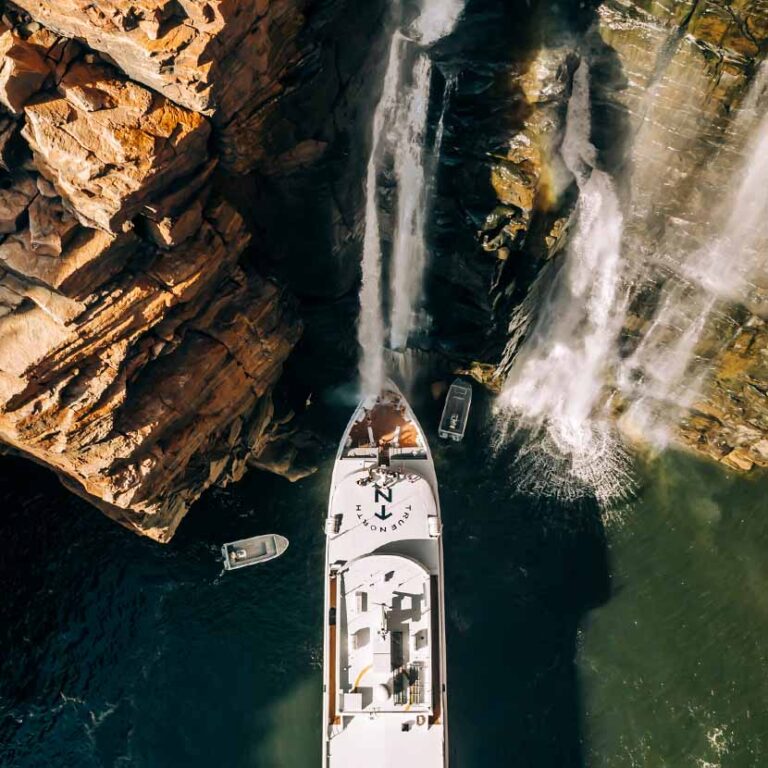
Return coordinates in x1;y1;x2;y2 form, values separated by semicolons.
374;505;392;521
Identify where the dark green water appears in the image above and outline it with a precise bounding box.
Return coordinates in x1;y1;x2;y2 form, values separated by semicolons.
1;389;767;767
581;452;768;767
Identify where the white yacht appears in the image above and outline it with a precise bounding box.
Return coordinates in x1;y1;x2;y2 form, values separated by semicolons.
322;382;448;767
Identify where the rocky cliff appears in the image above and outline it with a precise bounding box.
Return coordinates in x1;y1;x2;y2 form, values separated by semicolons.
0;0;382;541
2;0;765;538
596;0;768;470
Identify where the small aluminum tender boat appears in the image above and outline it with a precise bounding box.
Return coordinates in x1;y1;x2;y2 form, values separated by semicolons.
438;378;472;443
221;534;289;571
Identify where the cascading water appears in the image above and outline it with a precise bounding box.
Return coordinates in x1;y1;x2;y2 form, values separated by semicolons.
617;64;768;444
495;55;768;503
494;61;634;504
389;52;432;352
357;0;463;394
357;34;402;396
432;75;456;168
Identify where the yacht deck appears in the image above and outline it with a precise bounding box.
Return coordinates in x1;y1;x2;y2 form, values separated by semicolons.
337;554;433;715
324;384;447;767
342;392;427;460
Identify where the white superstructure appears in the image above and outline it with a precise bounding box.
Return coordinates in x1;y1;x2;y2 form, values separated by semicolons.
322;383;448;767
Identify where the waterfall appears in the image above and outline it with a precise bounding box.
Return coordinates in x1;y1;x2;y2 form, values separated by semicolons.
617;69;768;443
495;55;768;501
389;52;432;352
358;33;403;395
357;0;463;394
390;70;457;354
413;0;464;45
432;76;455;164
495;61;633;503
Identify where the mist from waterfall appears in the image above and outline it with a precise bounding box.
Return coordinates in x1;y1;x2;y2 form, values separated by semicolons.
494;61;633;504
357;0;463;394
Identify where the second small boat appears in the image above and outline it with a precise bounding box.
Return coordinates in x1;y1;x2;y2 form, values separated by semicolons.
438;379;472;443
221;534;289;571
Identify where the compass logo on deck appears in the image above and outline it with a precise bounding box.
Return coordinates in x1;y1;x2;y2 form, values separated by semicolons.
356;486;412;534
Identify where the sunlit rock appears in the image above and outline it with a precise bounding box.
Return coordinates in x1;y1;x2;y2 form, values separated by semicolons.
0;27;50;114
23;61;210;232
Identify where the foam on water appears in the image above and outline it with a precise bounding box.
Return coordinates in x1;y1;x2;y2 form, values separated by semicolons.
495;61;633;505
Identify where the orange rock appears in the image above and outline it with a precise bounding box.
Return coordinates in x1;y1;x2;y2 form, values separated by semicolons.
23;61;210;233
0;195;301;541
0;28;50;114
12;0;314;172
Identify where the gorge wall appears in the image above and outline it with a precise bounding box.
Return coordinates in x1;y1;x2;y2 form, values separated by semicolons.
457;0;768;478
0;0;384;540
0;0;765;539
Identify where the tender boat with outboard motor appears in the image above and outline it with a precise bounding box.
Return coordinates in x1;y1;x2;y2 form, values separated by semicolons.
438;378;472;443
322;381;448;767
221;534;288;571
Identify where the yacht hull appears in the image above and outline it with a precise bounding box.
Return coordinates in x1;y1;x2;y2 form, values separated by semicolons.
322;383;448;767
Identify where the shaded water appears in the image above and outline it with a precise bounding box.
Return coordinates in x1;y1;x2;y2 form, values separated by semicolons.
2;389;767;766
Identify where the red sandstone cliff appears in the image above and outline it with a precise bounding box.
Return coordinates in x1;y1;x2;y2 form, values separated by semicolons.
0;4;315;540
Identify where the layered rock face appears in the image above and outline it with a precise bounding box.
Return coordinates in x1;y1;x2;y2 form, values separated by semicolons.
0;10;303;540
11;0;307;171
10;0;391;304
593;0;768;469
477;0;768;472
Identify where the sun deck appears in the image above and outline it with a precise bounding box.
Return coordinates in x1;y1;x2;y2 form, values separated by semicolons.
327;711;444;768
337;554;434;715
342;391;428;460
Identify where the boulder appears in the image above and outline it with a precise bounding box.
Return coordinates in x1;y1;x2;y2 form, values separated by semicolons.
0;171;37;233
27;193;79;256
0;28;50;114
23;61;210;232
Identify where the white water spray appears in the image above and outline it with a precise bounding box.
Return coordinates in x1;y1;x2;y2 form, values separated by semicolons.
357;0;463;394
495;61;633;504
432;75;456;164
389;52;433;352
496;56;768;500
413;0;464;45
